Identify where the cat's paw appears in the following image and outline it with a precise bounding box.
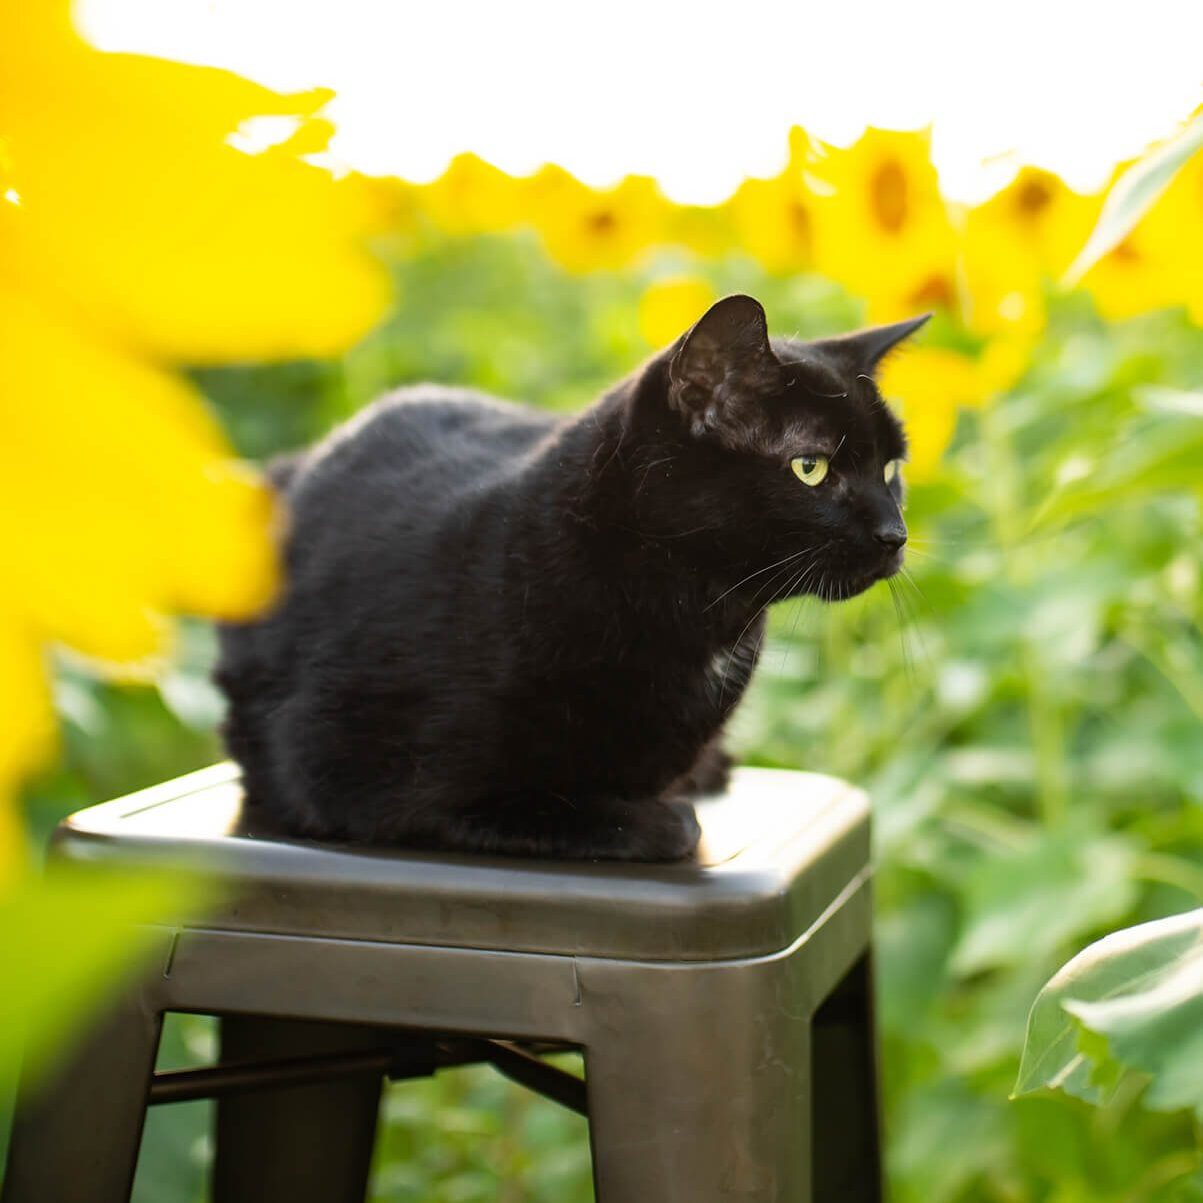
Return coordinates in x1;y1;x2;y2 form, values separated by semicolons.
602;798;701;863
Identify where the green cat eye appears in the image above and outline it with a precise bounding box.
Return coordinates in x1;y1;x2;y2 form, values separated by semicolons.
790;454;829;487
884;458;903;485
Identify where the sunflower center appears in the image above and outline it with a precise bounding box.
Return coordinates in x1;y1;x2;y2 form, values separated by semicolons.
1014;176;1054;221
786;199;812;250
586;208;618;237
1112;236;1142;265
870;159;909;234
909;273;955;310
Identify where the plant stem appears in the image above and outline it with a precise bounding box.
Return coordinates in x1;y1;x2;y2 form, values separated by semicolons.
978;400;1069;827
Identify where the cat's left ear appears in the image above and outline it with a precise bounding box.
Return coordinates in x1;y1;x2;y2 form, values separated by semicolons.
668;295;781;436
824;313;932;375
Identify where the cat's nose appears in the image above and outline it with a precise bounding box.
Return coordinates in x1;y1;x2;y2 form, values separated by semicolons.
874;520;907;552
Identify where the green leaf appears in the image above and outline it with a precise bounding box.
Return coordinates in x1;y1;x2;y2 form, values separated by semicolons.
1031;413;1203;532
0;866;211;1086
1015;909;1203;1117
952;829;1138;976
1063;113;1203;285
1136;387;1203;419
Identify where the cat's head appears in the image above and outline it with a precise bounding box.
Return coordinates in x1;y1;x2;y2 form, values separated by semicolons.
630;294;926;604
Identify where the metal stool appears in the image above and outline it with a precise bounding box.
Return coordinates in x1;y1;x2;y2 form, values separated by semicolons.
3;764;881;1203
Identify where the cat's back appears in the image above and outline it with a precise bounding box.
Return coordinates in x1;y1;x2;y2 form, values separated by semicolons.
293;385;557;501
263;384;558;622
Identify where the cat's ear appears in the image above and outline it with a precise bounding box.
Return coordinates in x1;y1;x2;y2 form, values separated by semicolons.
821;313;931;375
667;295;781;435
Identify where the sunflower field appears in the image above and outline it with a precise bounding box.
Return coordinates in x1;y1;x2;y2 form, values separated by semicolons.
4;5;1203;1200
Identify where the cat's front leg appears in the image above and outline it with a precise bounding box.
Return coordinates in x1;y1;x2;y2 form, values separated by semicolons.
668;737;733;798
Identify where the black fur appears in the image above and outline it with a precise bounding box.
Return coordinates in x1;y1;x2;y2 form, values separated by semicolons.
215;296;923;861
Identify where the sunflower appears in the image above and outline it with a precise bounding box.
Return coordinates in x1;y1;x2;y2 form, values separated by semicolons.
879;338;1029;481
964;167;1099;335
1082;150;1203;322
418;152;524;237
524;167;669;273
809;127;960;322
727;127;819;273
1152;149;1203;322
0;0;391;867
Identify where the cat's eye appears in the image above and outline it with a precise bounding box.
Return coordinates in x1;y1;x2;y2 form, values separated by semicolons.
790;455;829;487
884;459;903;485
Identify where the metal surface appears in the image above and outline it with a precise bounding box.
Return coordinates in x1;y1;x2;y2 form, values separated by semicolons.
149;1048;395;1106
147;1036;587;1115
53;763;870;961
213;1017;383;1203
2;981;164;1203
473;1040;588;1116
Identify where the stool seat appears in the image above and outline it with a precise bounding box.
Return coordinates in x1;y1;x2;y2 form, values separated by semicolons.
56;764;869;960
7;764;882;1203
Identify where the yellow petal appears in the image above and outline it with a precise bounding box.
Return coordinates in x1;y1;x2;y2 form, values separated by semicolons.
1080;152;1203;322
0;619;54;787
0;286;280;663
0;19;392;363
0;620;52;885
963;169;1098;336
728;171;817;274
638;277;717;347
417;152;525;236
879;346;985;480
901;398;958;483
527;171;668;273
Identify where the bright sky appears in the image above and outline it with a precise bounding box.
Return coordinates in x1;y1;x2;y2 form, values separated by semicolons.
80;0;1203;205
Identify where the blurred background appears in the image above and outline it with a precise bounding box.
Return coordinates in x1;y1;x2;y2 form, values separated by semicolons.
4;1;1203;1200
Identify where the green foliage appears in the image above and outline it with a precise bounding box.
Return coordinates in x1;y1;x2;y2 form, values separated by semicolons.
1017;909;1203;1119
19;229;1203;1200
0;868;209;1083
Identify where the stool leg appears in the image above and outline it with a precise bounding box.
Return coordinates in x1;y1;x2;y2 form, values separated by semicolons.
2;991;162;1203
580;959;812;1203
811;954;884;1202
212;1016;384;1203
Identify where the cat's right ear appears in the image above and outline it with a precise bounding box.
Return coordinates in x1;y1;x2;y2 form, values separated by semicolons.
668;295;780;436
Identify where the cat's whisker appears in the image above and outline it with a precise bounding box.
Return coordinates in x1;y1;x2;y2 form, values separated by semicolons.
716;555;805;704
704;548;811;612
718;541;828;701
886;578;917;683
783;560;825;643
899;565;934;614
890;572;935;672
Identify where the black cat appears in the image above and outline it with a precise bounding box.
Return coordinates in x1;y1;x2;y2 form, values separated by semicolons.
215;295;924;861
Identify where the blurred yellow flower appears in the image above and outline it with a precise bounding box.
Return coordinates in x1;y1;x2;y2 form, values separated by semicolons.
663;203;736;260
526;167;668;273
418;152;524;236
728;171;818;274
810;128;960;322
1155;150;1203;322
1081;152;1203;322
727;130;821;273
0;0;392;872
638;277;717;347
880;339;1027;481
964;168;1098;335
